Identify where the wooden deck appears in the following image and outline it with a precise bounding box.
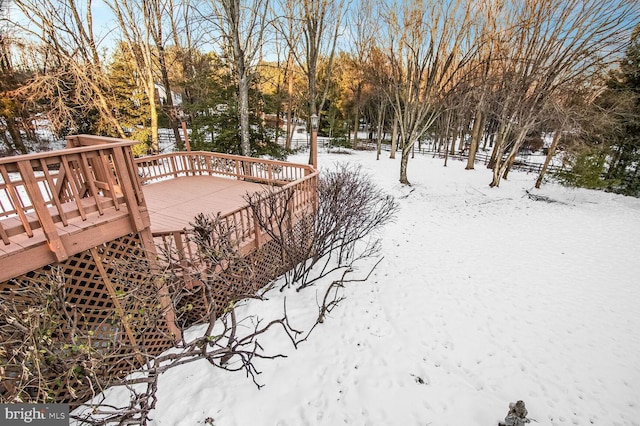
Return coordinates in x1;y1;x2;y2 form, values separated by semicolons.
1;135;318;283
143;176;267;233
1;138;149;282
0;135;319;408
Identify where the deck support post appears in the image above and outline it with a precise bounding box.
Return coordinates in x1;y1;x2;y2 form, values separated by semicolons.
139;228;183;342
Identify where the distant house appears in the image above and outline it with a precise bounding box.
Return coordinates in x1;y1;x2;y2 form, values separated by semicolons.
263;113;284;129
154;83;183;106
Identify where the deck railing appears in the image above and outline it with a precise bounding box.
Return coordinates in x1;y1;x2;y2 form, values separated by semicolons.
1;135;318;405
1;134;318;284
146;152;319;278
0;139;146;272
152;170;318;270
134;149;318;274
135;150;313;185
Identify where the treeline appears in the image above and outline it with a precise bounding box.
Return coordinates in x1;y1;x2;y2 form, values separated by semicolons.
1;0;639;193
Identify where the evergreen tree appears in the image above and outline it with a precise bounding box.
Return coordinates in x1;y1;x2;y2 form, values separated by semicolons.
600;25;640;196
184;55;287;159
108;43;152;155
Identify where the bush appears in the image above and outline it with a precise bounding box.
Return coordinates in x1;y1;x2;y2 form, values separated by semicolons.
246;162;398;290
130;127;153;157
554;149;620;190
328;135;352;149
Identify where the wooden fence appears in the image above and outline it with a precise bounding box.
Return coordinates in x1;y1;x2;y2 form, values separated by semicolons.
376;142;563;174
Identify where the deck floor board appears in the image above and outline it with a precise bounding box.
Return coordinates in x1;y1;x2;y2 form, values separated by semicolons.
142;176;268;233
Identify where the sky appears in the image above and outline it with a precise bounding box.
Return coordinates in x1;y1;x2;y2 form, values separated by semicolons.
72;147;640;426
5;0;638;65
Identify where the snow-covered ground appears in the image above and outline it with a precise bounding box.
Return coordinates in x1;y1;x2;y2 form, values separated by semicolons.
75;149;640;426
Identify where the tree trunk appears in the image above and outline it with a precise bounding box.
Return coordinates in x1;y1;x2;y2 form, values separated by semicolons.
158;46;184;151
502;155;516;180
286;56;294;150
352;111;359;149
487;121;507;170
352;83;361;149
238;73;251;157
535;130;562;188
449;122;457;156
6;118;27;154
400;144;411;184
375;101;385;160
458;120;467;153
488;122;510;185
390;111;398;159
483;120;496;151
308;60;318;167
273;63;283;146
466;109;484;170
229;14;251;158
286;112;294;150
147;70;159;155
443;136;450;167
494;127;527;185
0;126;10;151
606;144;624;179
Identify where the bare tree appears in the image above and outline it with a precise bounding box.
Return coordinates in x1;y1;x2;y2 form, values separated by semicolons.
377;0;478;185
150;0;186;150
485;0;639;187
0;0;30;154
534;73;622;188
464;0;503;171
246;163;398;290
167;0;208;107
267;1;306;150
345;0;376;149
108;0;198;153
200;0;271;157
8;0;126;140
276;0;347;166
107;0;170;154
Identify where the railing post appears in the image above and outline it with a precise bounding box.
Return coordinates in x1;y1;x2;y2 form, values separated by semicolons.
65;135;81;148
235;159;242;180
112;146;146;231
16;161;69;262
188;152;196;175
253;210;262;250
170;155;179;179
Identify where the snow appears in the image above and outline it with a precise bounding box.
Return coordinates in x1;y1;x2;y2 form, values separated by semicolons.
74;149;640;426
